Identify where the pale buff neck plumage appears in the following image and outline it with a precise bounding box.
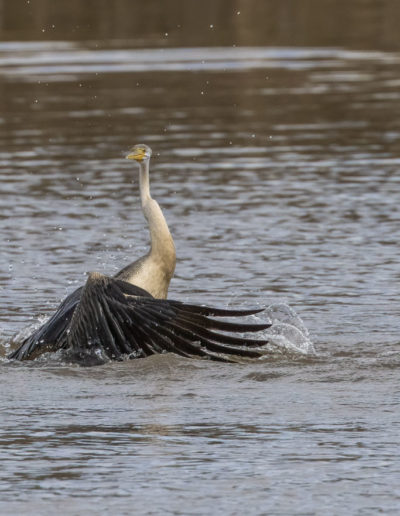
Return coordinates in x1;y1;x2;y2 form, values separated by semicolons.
116;158;176;299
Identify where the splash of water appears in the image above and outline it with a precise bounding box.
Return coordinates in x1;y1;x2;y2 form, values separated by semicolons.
254;303;315;356
8;316;49;346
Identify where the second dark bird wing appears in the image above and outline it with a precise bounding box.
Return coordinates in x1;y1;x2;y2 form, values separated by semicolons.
66;272;271;364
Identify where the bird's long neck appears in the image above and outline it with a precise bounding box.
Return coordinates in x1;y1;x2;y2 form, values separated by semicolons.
139;160;176;284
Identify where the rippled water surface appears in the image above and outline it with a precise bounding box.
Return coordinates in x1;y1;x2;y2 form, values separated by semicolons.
1;3;400;514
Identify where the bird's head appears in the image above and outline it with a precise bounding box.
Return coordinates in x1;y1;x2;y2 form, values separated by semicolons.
125;143;152;162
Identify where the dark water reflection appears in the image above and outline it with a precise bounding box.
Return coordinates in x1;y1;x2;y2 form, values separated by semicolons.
2;0;400;50
1;1;400;514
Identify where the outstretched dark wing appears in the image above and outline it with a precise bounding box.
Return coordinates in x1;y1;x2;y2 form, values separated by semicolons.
9;272;271;364
8;286;83;361
66;272;271;364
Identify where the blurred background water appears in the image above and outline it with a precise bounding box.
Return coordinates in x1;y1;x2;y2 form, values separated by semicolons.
0;1;400;514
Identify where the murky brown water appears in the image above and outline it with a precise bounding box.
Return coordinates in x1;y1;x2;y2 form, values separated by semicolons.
1;2;400;514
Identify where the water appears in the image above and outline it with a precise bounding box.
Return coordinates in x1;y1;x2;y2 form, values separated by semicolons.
1;2;400;514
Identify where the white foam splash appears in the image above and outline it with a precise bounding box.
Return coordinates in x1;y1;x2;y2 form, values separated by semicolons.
255;303;315;355
8;315;49;346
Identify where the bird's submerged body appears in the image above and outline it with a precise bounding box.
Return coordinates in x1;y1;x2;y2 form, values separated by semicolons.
8;144;270;365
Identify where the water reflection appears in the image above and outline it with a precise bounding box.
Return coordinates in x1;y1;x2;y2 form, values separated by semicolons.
1;0;400;50
5;46;399;80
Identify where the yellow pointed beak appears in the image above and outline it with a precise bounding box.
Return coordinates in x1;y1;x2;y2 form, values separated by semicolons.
125;148;146;161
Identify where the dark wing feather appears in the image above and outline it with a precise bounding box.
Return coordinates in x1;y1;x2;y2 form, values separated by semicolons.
168;301;265;317
7;280;154;362
9;272;271;364
66;273;270;364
